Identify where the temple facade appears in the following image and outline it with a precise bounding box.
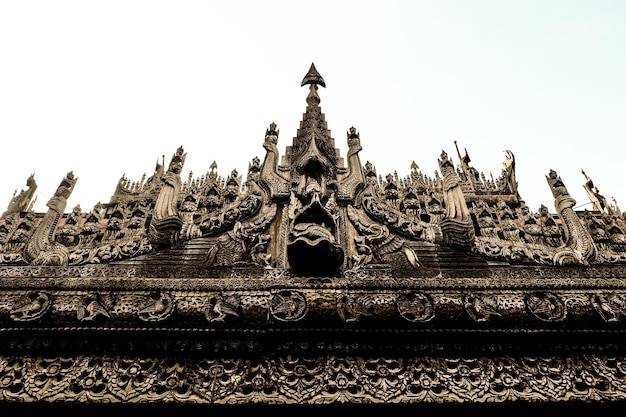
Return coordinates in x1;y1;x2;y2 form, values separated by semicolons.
1;63;626;411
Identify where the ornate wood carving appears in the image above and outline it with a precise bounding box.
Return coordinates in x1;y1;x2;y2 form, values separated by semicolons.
0;64;625;409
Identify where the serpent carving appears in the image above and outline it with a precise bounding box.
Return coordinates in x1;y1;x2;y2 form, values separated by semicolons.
24;172;77;266
547;169;597;265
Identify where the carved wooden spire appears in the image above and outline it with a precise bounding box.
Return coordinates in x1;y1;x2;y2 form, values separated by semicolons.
285;63;340;175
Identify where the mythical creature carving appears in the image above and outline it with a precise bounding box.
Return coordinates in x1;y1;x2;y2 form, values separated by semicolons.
287;188;343;275
547;169;597;265
526;291;566;322
137;292;175;322
205;294;240;322
269;290;308;322
218;203;277;267
1;173;37;219
23;172;77;266
347;205;421;269
10;291;51;321
77;293;116;322
397;292;435;323
259;123;290;200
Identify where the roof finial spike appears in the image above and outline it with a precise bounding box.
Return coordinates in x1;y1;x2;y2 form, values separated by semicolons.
301;62;326;88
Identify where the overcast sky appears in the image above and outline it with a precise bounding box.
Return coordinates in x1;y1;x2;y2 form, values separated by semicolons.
1;0;625;215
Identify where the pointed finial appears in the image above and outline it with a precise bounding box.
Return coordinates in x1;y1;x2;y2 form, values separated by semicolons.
301;62;326;87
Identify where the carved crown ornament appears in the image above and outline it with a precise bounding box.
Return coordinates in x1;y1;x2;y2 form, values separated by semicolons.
1;63;626;408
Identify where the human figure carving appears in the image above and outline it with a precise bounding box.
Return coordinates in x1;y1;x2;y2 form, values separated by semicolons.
582;169;609;213
2;174;37;219
501;150;517;195
147;147;187;249
153;146;186;220
438;150;470;222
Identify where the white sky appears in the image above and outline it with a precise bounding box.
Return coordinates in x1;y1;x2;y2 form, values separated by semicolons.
1;0;625;215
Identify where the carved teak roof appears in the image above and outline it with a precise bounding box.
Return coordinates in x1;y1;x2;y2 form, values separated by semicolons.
1;64;623;270
0;64;626;409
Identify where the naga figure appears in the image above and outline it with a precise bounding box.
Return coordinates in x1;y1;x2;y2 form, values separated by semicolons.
547;169;597;265
24;172;77;266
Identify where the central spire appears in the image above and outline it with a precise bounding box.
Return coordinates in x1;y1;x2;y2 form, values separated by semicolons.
285;63;340;174
282;63;341;171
